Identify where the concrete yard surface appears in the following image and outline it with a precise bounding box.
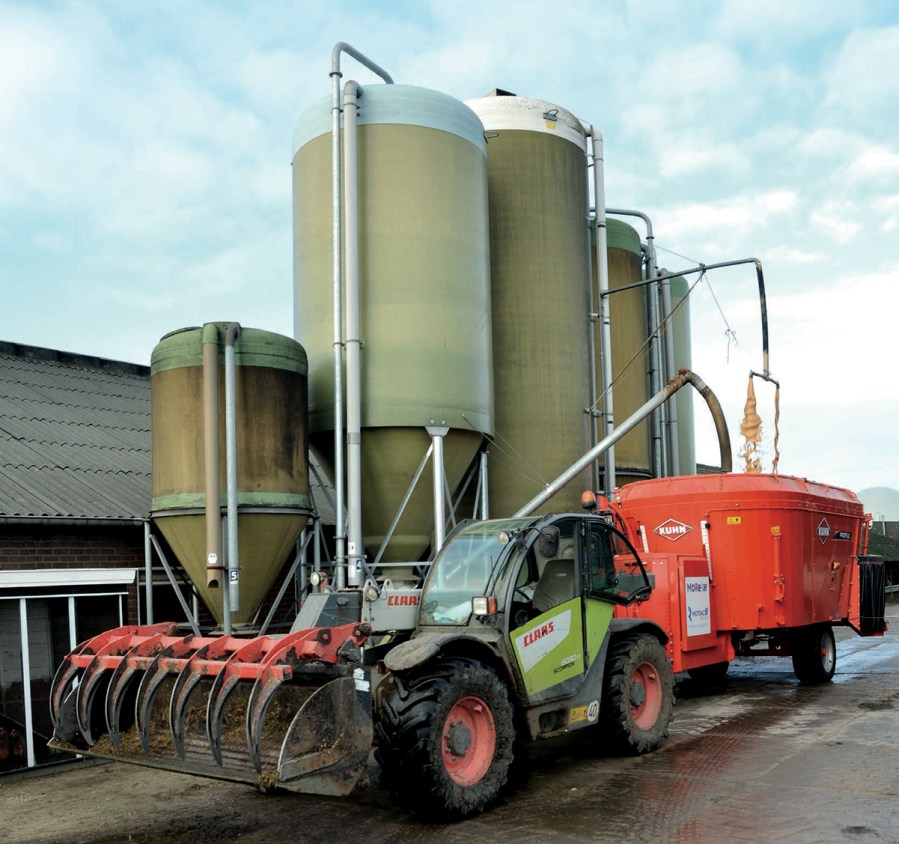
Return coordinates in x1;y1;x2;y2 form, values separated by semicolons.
3;621;898;844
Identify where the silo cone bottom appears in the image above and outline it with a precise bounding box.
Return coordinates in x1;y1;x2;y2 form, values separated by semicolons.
153;511;308;627
312;427;484;574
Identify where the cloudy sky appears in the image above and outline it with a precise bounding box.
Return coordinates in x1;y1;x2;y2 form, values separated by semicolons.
2;1;898;505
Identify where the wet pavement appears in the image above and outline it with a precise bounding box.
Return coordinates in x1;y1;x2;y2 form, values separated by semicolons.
4;617;898;843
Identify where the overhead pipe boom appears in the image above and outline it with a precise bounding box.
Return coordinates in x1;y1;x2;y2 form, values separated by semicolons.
600;257;775;388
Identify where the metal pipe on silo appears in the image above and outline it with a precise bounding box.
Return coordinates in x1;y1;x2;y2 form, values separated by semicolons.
591;129;616;492
647;260;664;477
479;451;489;520
343;80;363;587
224;322;241;614
329;51;347;588
581;122;601;491
202;325;224;585
143;520;153;624
202;323;230;632
428;427;449;553
328;44;393;589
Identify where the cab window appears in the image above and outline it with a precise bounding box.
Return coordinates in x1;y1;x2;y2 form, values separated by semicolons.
586;522;652;604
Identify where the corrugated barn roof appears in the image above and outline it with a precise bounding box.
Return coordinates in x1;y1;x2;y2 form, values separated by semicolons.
0;340;335;525
0;341;152;521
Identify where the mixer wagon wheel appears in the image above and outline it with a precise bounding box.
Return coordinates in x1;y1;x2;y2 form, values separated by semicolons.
791;625;836;684
374;657;515;820
598;635;674;755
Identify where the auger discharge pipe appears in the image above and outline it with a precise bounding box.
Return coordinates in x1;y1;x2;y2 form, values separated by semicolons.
329;43;393;589
513;369;731;518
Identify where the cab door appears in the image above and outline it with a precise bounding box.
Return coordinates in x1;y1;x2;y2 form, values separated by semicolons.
583;521;617;667
507;518;586;702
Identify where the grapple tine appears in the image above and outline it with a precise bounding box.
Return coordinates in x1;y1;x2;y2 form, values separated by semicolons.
126;634;202;753
49;623;178;741
206;637;274;766
169;636;238;760
104;633;171;751
76;631;158;745
49;659;85;740
169;653;209;759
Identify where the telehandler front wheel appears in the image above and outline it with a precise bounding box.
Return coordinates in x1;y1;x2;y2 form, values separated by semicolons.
599;634;674;755
375;657;515;820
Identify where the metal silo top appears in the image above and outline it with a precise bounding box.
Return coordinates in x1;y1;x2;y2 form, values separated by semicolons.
292;83;487;156
465;93;587;151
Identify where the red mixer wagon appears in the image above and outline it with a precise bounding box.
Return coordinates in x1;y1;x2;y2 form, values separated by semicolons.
608;473;887;683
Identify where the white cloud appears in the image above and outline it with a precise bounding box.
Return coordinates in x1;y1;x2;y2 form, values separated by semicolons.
808;200;861;245
762;245;824;265
657;191;798;251
846;145;899;182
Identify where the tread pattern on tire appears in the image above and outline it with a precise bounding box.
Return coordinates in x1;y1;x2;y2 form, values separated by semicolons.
599;634;674;755
374;656;514;820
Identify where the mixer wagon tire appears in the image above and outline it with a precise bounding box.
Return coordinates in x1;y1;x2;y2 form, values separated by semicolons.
599;635;674;755
791;625;836;684
374;657;514;820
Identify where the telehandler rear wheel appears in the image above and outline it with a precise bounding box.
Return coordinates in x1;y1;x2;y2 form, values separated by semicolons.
791;625;836;684
375;657;514;820
599;635;674;755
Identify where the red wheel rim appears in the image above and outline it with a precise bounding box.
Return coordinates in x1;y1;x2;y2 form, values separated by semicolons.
441;695;496;786
630;660;662;730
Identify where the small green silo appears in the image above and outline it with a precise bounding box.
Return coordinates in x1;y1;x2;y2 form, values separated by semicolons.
150;325;312;627
601;218;652;486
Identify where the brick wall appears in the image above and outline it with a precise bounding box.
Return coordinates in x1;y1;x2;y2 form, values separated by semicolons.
0;525;145;624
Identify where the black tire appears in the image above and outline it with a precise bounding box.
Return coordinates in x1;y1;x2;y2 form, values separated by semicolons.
791;625;836;684
374;657;515;820
599;635;674;755
687;661;730;686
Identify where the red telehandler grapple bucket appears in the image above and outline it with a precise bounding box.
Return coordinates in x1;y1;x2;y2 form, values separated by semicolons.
48;621;373;796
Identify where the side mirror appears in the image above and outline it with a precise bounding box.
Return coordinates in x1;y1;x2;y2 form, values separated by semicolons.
537;526;560;559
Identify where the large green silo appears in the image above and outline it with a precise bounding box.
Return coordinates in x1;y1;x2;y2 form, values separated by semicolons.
466;93;593;517
670;276;696;473
601;218;652;486
150;325;312;627
292;84;493;562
